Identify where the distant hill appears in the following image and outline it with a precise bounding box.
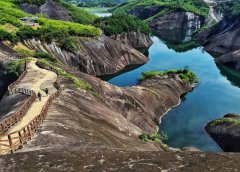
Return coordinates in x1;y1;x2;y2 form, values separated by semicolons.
65;0;127;7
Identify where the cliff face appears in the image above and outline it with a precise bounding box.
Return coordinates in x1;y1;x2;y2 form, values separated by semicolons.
205;114;240;152
18;35;148;76
129;6;204;43
196;14;240;71
18;0;74;21
110;31;153;50
20;63;193;152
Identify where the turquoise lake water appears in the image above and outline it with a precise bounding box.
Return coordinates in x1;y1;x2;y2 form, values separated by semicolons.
107;36;240;151
90;11;240;151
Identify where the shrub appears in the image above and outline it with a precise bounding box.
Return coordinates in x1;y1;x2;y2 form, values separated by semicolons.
59;37;79;53
94;14;150;36
139;132;168;143
4;59;26;76
15;48;35;57
34;50;57;62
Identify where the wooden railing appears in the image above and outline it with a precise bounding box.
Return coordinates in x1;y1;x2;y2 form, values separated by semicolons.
0;92;36;135
0;80;61;155
0;61;36;135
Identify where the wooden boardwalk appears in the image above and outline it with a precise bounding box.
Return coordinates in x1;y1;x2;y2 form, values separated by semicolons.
0;59;58;154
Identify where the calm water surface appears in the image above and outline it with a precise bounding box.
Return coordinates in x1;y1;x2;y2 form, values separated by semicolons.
108;36;240;151
93;11;240;151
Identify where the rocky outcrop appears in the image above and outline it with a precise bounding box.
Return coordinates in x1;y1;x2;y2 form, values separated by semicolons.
196;14;240;71
196;14;240;54
18;0;74;21
110;31;153;50
20;35;148;76
205;114;240;152
1;146;240;172
150;11;204;43
19;63;193;152
129;6;165;20
0;93;29;120
129;6;204;43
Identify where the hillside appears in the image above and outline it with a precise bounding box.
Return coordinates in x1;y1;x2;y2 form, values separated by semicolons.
14;0;98;24
67;0;126;7
113;0;209;20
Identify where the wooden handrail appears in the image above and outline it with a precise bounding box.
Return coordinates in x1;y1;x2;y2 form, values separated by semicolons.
0;61;37;135
0;79;61;155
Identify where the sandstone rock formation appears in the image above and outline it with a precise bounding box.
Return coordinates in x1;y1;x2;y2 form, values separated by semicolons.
196;14;240;71
1;146;240;172
18;0;74;21
20;62;193;152
110;31;153;51
205;114;240;152
18;35;148;76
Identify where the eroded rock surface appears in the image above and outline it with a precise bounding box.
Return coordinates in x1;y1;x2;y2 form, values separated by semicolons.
0;147;240;172
18;0;74;21
196;14;240;71
205;114;240;152
110;31;153;51
20;63;193;152
17;35;148;76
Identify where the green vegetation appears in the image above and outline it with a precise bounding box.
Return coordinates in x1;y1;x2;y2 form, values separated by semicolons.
14;0;46;6
0;0;101;52
210;116;240;126
15;48;35;57
214;1;240;19
94;14;150;36
4;59;28;76
59;37;79;53
13;0;98;24
34;50;57;62
59;0;98;24
38;58;100;98
140;66;197;84
141;88;160;98
113;0;209;19
139;132;168;143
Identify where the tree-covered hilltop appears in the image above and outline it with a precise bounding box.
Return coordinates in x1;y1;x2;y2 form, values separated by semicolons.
113;0;209;19
13;0;98;24
214;1;240;19
0;0;101;52
94;14;150;36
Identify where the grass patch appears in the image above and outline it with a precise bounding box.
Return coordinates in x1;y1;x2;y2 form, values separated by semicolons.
141;88;160;99
140;66;197;84
210;117;240;126
0;0;101;46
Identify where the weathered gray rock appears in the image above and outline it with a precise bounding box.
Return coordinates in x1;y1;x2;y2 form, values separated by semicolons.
18;0;74;21
20;35;148;76
205;114;240;152
196;14;240;71
21;63;193;152
110;31;153;50
1;147;240;172
150;11;203;43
